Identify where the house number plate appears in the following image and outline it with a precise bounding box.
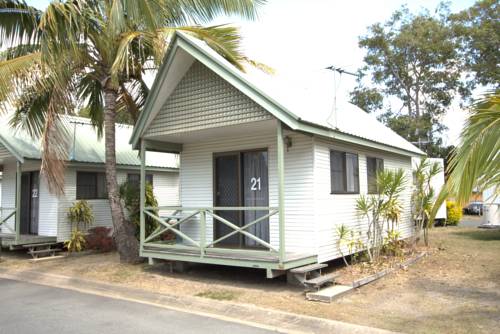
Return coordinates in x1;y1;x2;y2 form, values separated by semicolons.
250;177;261;191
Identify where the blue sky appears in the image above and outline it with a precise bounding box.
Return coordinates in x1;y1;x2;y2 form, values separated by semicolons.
26;0;477;145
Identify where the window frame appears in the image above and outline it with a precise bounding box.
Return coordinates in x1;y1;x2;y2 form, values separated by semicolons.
330;150;360;194
76;171;108;200
367;156;384;194
127;173;153;188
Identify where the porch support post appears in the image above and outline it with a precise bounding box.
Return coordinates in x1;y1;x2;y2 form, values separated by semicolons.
139;139;146;252
200;210;206;257
15;160;21;242
277;121;285;266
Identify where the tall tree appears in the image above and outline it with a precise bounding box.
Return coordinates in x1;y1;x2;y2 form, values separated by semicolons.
350;4;467;155
0;0;263;263
450;0;500;88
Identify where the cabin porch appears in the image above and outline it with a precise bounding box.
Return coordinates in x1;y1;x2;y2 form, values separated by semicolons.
138;121;318;276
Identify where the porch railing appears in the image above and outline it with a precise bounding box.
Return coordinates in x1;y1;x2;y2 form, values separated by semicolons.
141;206;281;262
0;207;17;235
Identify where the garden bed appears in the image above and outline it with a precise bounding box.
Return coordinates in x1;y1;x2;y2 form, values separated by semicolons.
335;250;428;287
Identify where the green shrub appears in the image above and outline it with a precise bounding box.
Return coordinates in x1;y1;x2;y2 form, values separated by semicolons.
120;181;159;238
66;200;94;252
446;201;462;225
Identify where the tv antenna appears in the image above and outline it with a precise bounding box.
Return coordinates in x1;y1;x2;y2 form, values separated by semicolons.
325;66;359;128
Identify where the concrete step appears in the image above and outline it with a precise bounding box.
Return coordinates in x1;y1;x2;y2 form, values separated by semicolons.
306;285;354;303
304;272;339;290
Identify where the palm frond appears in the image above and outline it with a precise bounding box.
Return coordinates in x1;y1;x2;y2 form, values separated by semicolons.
174;25;246;70
0;51;41;109
0;0;41;48
446;92;500;204
0;43;40;60
77;72;104;137
162;0;264;25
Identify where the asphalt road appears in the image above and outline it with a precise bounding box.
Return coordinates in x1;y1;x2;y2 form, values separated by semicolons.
0;278;276;334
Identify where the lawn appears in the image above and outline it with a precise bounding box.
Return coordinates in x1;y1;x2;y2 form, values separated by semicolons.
1;220;499;333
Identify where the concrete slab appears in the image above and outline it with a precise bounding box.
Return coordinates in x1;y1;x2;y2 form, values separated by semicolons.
306;284;354;303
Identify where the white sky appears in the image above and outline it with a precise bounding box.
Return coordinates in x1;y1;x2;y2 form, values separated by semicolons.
27;0;477;146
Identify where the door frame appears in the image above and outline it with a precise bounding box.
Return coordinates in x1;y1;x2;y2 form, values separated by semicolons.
20;170;40;235
212;148;269;248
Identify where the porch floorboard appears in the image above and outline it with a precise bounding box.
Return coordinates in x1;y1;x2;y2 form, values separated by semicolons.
0;234;57;247
142;243;317;270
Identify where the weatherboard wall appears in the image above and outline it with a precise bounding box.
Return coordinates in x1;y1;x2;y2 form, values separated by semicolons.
143;60;272;139
57;166;179;242
312;138;414;263
0;160;58;237
177;127;317;254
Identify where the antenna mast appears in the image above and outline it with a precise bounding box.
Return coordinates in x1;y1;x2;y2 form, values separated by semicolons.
325;66;358;129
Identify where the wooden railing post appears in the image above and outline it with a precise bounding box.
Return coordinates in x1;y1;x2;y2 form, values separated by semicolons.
200;210;206;257
277;121;286;266
139;140;146;252
15;161;21;243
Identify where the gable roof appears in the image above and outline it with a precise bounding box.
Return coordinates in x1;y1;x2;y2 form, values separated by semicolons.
0;116;178;169
131;32;424;157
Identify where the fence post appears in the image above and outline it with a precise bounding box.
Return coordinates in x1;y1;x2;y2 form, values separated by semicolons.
200;210;206;257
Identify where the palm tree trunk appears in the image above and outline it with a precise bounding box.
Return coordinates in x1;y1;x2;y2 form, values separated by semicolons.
104;87;141;263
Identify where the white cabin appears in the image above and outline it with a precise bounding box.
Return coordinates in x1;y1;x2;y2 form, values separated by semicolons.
0;116;179;247
129;32;425;277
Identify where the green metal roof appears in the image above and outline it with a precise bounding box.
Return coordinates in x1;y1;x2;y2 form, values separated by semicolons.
0;116;178;169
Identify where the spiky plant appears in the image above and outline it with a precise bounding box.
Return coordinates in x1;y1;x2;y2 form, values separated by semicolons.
0;0;263;263
356;169;406;262
412;157;441;246
336;224;351;267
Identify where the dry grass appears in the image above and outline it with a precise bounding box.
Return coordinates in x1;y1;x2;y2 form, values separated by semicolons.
1;223;499;333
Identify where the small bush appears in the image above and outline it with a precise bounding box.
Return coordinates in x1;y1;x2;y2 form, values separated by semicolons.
446;201;462;225
85;227;115;252
65;230;86;252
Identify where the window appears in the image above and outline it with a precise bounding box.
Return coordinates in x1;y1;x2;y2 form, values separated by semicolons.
127;173;153;189
367;157;384;194
76;172;107;199
330;150;359;194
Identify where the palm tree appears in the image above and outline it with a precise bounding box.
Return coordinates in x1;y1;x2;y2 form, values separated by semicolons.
0;0;263;262
431;92;499;222
446;92;499;204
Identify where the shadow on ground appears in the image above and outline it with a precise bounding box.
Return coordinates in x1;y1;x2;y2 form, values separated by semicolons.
452;229;500;242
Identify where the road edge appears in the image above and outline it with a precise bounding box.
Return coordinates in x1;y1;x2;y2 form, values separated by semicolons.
0;268;396;334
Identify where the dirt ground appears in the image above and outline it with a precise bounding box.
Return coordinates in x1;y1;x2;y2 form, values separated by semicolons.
1;218;499;334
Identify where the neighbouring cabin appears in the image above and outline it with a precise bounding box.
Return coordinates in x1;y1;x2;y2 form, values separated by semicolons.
130;32;424;278
0;116;179;248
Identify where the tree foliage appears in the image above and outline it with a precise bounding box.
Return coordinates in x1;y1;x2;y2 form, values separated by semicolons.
450;0;500;88
351;4;466;156
446;92;499;204
0;0;263;262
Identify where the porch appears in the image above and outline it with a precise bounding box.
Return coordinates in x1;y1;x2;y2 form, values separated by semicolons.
140;206;317;273
0;160;54;248
138;122;318;275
